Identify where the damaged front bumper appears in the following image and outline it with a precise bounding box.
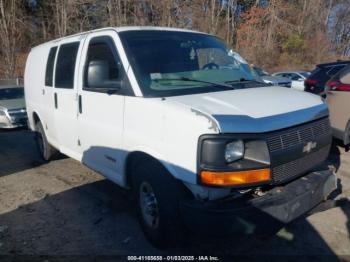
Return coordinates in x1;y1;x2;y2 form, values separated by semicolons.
180;169;337;235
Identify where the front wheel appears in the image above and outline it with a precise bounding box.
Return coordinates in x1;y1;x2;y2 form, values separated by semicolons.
344;120;350;147
131;157;188;248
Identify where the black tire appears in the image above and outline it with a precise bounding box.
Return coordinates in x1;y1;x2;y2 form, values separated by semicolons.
344;121;350;147
131;156;188;248
35;121;58;161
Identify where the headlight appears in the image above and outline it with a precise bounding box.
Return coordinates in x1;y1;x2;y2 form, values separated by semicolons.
225;140;244;163
0;109;6;116
198;135;271;187
199;135;270;172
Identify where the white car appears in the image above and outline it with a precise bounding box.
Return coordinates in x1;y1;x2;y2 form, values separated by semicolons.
24;27;336;247
252;66;292;87
273;71;311;91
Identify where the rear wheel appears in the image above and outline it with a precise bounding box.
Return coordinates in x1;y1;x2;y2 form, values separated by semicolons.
35;121;58;161
131;156;188;248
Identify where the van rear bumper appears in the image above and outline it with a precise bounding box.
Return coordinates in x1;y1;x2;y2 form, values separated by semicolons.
180;170;337;235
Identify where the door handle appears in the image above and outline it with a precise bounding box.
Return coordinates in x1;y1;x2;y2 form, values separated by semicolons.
78;95;82;114
54;93;58;109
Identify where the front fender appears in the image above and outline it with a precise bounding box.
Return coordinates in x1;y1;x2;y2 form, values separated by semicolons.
124;145;198;185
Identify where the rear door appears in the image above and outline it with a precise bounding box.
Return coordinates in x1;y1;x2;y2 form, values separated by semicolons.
76;31;131;184
42;46;58;145
54;36;86;159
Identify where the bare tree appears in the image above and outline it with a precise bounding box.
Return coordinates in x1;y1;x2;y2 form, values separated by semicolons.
0;0;24;78
330;0;350;56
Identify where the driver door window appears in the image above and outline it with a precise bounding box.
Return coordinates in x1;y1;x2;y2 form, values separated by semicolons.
84;36;121;91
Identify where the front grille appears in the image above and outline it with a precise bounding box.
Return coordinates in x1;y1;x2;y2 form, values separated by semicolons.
267;118;331;152
272;146;330;184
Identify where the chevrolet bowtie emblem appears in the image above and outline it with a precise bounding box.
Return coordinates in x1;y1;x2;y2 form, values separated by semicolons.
303;141;317;153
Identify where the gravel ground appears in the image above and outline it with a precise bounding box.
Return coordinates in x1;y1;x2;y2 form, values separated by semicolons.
0;128;349;259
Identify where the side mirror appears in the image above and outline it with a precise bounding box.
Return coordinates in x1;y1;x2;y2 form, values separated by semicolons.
87;60;122;91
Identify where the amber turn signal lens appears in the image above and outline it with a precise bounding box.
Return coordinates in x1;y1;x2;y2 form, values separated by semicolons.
200;169;271;186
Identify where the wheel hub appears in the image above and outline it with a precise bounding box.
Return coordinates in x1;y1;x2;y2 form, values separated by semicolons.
139;182;159;229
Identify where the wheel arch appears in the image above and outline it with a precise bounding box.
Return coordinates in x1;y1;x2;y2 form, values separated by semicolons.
29;110;43;131
124;150;177;189
33;111;40;124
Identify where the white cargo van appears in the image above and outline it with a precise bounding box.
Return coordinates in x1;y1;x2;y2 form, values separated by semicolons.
25;27;336;247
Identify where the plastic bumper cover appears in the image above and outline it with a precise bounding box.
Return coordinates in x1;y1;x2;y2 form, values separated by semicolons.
180;169;337;235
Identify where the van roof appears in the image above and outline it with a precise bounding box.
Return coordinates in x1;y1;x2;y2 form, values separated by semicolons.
32;26;206;50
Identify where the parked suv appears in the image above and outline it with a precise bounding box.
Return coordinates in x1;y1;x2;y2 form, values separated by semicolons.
326;65;350;145
24;27;336;247
0;86;27;128
305;61;350;95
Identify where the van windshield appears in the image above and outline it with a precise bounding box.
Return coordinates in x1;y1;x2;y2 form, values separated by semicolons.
119;30;262;97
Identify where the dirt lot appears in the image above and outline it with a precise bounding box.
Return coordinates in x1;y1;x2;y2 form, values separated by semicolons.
0;128;350;259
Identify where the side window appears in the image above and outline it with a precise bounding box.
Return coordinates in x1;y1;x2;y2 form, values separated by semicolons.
55;42;80;89
84;36;122;90
45;47;57;86
327;65;345;76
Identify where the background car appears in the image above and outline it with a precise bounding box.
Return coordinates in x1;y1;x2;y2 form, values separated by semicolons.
325;64;350;146
0;86;27;129
272;71;310;91
304;61;350;95
251;66;291;87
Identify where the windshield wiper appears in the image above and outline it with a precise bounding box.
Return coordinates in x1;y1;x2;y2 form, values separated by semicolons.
225;78;268;87
153;77;233;89
225;78;261;84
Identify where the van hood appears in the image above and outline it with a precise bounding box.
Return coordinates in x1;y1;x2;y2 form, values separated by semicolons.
166;86;328;133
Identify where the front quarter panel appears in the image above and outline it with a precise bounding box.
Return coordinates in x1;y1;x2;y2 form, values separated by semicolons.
123;96;219;185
